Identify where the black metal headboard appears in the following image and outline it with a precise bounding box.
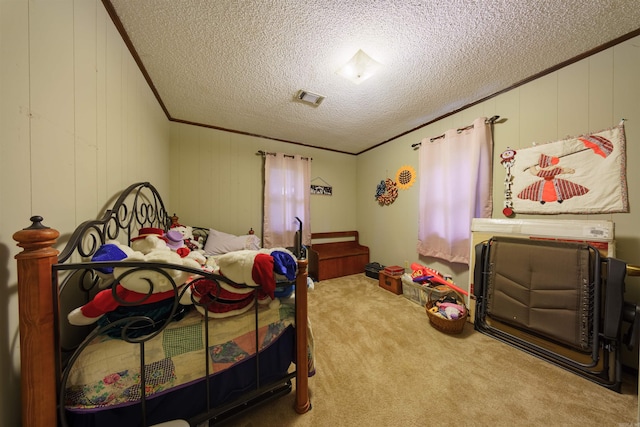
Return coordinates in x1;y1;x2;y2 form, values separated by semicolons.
53;182;172;360
57;182;171;263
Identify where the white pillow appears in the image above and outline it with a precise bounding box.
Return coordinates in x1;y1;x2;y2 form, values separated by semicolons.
203;228;261;256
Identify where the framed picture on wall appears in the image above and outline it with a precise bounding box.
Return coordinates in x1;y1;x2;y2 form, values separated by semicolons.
311;177;332;195
311;184;332;196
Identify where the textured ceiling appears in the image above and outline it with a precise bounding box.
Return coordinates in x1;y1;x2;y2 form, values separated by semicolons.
107;0;640;155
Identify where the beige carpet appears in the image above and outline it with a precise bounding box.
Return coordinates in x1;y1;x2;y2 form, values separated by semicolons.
228;274;638;427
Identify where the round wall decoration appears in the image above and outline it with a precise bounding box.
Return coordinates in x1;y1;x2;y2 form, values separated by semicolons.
395;165;416;190
375;178;398;205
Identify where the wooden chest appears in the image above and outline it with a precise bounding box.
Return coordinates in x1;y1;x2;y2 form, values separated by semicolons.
308;231;370;281
379;270;403;295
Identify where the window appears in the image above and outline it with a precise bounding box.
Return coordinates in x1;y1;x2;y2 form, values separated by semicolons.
263;153;311;249
417;117;493;264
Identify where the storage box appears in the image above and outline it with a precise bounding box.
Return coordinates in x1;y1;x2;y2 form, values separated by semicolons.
384;265;405;276
401;274;452;306
379;270;403;294
365;262;385;280
401;275;428;305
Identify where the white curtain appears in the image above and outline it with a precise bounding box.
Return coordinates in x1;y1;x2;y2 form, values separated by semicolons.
417;117;493;264
263;153;311;249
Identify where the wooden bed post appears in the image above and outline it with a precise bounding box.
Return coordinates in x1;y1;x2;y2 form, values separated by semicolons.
13;216;60;427
294;259;311;414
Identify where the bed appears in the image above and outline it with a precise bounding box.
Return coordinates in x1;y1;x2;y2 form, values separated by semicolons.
13;182;312;427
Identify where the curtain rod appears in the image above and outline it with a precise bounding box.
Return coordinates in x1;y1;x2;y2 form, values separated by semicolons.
411;115;500;148
257;150;312;160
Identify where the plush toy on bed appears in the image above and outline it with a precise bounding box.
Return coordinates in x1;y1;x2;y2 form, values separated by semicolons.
172;225;204;251
130;227;169;254
190;249;275;318
191;248;297;318
169;214;205;251
67;231;204;338
131;227;206;265
166;229;207;265
89;240;135;279
216;248;299;303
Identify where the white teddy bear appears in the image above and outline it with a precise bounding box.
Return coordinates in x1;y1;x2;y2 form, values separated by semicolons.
130;228;170;254
68;231;203;327
172;225;204;251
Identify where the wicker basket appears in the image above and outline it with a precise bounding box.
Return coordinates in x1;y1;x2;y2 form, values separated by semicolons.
425;291;468;334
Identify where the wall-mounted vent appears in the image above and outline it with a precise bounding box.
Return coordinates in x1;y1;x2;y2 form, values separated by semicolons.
295;89;325;106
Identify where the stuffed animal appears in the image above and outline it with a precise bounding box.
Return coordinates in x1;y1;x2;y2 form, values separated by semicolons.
214;250;275;303
429;296;467;320
185;248;206;266
189;275;257;318
191;248;295;318
68;243;203;329
171;224;204;251
131;227;170;254
130;226;206;265
162;228;207;266
261;247;298;282
89;240;135;279
166;229;186;250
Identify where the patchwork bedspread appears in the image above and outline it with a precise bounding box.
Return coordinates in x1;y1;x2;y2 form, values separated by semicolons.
65;301;311;409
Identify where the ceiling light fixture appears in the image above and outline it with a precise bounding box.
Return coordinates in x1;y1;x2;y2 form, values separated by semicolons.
295;89;325;106
336;49;382;84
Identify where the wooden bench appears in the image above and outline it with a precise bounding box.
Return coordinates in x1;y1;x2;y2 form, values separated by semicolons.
308;231;370;281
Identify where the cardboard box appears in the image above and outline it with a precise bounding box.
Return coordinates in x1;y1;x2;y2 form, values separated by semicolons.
401;274;452;306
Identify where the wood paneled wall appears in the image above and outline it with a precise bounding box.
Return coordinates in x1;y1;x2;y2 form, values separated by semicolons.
0;2;170;425
168;123;358;238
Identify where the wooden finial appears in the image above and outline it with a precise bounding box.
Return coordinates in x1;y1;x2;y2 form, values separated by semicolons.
171;213;180;227
13;216;60;253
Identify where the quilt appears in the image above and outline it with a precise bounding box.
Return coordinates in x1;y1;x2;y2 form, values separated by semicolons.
509;121;628;214
65;302;311;409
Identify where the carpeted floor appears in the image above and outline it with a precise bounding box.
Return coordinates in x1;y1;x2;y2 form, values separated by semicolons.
226;274;638;426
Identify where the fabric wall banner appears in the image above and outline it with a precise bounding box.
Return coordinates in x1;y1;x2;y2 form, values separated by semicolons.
511;122;628;214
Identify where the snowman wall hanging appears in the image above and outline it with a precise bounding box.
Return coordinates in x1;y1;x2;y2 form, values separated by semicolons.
500;147;516;217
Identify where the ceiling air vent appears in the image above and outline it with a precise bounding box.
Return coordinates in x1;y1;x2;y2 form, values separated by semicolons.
295;89;325;106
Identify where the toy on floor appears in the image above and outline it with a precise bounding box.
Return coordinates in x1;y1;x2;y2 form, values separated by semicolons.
428;294;467;320
410;262;469;296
